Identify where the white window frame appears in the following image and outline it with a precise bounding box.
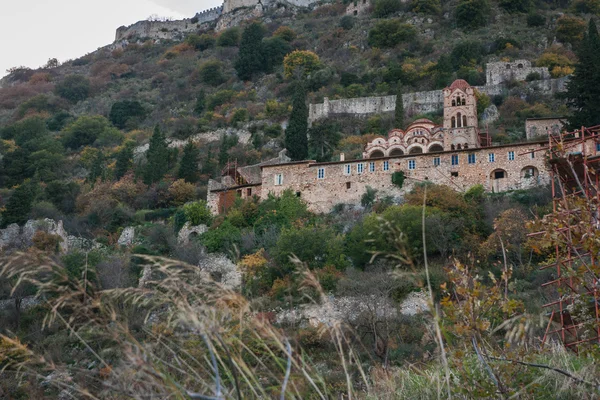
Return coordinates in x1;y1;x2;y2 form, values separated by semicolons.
383;161;389;171
488;153;495;162
357;163;364;174
317;167;325;180
408;159;416;170
508;151;515;161
344;164;351;175
275;174;283;186
369;161;375;172
433;157;440;167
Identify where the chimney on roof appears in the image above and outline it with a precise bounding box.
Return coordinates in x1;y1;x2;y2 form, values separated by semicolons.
340;153;345;161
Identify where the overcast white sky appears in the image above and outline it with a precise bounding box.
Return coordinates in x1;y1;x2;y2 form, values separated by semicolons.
0;0;222;78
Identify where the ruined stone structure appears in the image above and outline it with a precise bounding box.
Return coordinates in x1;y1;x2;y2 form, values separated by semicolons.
116;0;322;41
525;117;565;139
308;62;567;125
208;79;562;214
485;60;550;86
346;0;371;15
115;7;223;41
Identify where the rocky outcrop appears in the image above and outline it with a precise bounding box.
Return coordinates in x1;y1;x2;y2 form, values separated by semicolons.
0;219;101;253
118;227;136;246
134;128;251;159
276;291;430;327
177;223;208;245
481;104;500;125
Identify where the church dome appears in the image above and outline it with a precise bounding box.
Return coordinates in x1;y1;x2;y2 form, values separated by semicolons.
448;79;471;90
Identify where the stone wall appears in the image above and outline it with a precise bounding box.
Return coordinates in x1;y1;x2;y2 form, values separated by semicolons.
308;77;570;124
223;0;261;13
486;60;550;86
115;7;222;42
261;142;551;213
525;117;565;139
346;0;371;15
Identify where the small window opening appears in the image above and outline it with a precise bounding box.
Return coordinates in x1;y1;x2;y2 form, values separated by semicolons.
346;182;352;189
451;171;459;177
296;191;301;197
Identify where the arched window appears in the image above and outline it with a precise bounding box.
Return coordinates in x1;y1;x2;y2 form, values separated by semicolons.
457;144;462;150
506;64;511;69
518;63;524;68
452;99;456;106
462;97;466;105
457;112;462;127
464;143;468;149
451;144;455;150
451;116;456;128
462;115;467;127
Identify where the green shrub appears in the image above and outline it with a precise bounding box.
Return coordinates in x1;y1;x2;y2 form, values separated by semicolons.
339;15;355;30
61;116;122;149
373;0;402;17
392;171;405;188
264;124;283;138
183;200;212;226
526;13;545;27
109;100;146;129
230;108;249;126
368;20;417;48
185;34;215;51
217;27;240;47
201;220;242;253
198;60;226;86
450;41;485;69
55;75;90;103
499;0;531;13
207;90;235;111
361;186;378;208
455;0;490;31
272;225;348;274
412;0;441;14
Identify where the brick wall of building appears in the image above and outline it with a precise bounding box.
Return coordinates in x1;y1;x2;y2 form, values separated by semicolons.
261;142;551;213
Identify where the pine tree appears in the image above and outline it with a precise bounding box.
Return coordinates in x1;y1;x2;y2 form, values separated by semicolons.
285;82;309;161
114;141;134;180
235;22;266;81
178;142;199;183
566;19;600;130
144;125;168;185
394;82;405;129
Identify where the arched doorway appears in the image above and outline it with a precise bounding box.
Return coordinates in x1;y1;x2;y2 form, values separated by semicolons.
521;166;539;187
490;169;508;192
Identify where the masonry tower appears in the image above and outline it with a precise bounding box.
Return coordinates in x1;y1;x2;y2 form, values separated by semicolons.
442;79;479;150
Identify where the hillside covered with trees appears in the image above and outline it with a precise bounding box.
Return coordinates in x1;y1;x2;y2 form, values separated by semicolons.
1;0;600;398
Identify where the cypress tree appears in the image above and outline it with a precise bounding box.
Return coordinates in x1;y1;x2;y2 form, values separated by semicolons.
285;82;309;161
394;82;405;129
566;19;600;130
144;125;168;185
114;141;134;180
88;151;105;185
178;142;199;183
194;90;206;115
235;22;266;81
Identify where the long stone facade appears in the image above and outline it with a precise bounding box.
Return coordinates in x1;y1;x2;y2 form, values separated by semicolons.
260;142;550;213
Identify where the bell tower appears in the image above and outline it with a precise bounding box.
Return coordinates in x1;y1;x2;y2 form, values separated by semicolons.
442;79;479;151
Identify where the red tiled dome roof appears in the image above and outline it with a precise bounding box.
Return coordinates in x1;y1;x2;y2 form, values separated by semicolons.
411;118;434;125
448;79;471;90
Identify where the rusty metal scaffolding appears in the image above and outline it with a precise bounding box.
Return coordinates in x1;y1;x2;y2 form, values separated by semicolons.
534;126;600;350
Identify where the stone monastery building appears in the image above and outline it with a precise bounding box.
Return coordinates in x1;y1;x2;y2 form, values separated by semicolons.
207;80;552;214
